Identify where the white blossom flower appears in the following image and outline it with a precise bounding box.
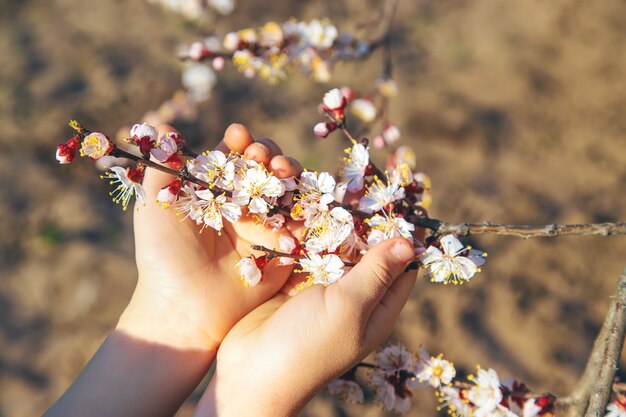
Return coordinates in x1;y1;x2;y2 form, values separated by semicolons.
278;235;298;265
305;222;352;254
187;151;236;190
235;257;262;287
327;379;364;404
297;171;336;206
175;186;241;233
299;253;345;286
304;206;353;253
388;163;414;188
130;123;158;142
376;76;398;97
151;132;179;162
156;179;182;207
322;88;346;110
252;212;286;230
467;368;504;417
189;40;210;61
101;166;146;211
182;63;216;103
359;178;405;214
369;370;412;414
232;165;285;214
350;98;376;122
208;0;235;15
195;189;241;232
339;229;368;258
223;32;240;50
438;386;473;417
339;143;369;192
376;344;417;372
523;399;542;417
306;19;338;49
80;132;112;160
605;398;626;417
388;145;417;170
416;355;456;388
420;235;486;285
367;212;415;244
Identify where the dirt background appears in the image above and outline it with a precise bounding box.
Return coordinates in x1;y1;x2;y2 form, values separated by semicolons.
1;0;625;416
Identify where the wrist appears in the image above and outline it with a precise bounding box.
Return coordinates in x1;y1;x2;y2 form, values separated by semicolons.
117;281;218;353
196;371;307;417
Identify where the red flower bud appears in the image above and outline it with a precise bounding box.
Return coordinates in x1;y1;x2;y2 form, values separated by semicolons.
56;135;80;164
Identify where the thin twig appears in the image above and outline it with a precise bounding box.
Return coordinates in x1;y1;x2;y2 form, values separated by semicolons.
111;148;230;195
410;217;626;238
251;244;356;267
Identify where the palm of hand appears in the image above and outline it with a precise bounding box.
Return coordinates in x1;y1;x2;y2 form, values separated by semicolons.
132;124;303;347
197;238;417;416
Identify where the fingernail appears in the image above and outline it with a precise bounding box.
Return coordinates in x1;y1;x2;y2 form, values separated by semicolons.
391;241;414;263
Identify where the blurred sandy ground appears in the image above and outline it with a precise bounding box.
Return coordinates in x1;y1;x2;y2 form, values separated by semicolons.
1;0;625;416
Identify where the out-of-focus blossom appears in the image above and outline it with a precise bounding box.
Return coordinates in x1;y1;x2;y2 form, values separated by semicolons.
376;76;398;97
382;123;401;145
305;19;338;49
182;63;217;103
327;379;364;404
350;98;377;122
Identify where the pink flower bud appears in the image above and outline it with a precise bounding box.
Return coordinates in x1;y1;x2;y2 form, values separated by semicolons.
313;122;338;138
56;135;80;164
382;123;401;145
340;86;356;102
157;179;182;206
223;32;240;51
130;123;158;157
189;41;211;61
150;134;178;162
322;88;347;111
212;56;226;71
372;135;385;149
130;123;158;143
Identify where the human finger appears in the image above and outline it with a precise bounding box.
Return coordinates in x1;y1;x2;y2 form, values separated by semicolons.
243;138;282;166
215;123;254;154
329;238;414;319
363;269;417;348
268;155;303;179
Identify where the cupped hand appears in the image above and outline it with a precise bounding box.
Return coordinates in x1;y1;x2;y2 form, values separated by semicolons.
194;237;417;417
117;123;303;351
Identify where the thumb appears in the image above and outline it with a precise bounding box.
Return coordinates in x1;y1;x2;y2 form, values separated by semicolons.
331;238;415;319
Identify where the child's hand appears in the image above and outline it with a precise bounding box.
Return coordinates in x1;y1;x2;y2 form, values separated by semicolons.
193;237;417;417
45;124;307;417
117;123;303;351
